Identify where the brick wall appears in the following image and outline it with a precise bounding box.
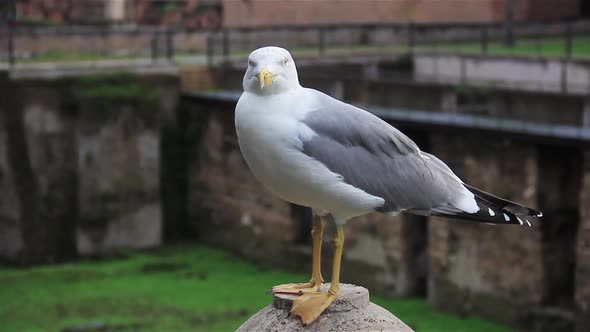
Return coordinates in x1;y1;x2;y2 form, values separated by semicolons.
222;0;581;27
521;0;581;21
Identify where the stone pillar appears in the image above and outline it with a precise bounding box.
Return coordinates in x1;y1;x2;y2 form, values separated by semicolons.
576;151;590;332
1;79;79;265
236;284;413;332
0;73;25;260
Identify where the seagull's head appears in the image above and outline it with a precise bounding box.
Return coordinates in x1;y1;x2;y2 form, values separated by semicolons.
242;46;300;95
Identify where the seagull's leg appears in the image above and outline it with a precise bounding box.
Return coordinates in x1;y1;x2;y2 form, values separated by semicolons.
271;214;324;295
291;223;344;325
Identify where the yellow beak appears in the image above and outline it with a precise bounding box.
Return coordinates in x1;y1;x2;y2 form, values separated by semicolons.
258;67;277;89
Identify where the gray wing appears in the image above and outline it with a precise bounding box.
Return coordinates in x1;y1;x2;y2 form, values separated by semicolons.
299;90;542;225
299;90;465;214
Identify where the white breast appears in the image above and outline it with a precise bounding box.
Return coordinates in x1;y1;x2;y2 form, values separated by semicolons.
235;90;384;220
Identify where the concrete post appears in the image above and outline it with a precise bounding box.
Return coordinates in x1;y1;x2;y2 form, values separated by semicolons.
236;284;414;332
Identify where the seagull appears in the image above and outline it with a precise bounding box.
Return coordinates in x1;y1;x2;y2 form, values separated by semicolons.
235;46;542;325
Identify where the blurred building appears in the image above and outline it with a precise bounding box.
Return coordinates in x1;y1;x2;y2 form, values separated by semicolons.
16;0;109;24
15;0;222;28
14;0;584;28
222;0;582;27
132;0;221;28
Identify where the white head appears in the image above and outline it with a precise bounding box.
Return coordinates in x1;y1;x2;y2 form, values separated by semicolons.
242;46;300;95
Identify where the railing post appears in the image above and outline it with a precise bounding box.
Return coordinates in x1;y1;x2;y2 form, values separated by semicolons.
407;22;414;52
222;29;230;61
480;24;488;54
318;27;326;55
166;27;174;60
206;33;214;67
504;0;515;47
151;30;159;61
7;0;16;67
564;21;572;59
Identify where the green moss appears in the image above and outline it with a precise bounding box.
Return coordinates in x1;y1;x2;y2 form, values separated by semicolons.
380;54;414;71
0;245;516;332
73;73;159;104
163;3;179;12
60;73;160;123
84;151;94;166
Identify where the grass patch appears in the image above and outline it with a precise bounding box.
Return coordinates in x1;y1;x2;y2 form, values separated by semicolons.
0;245;515;332
4;36;588;66
15;50;143;64
59;73;160;127
419;37;590;58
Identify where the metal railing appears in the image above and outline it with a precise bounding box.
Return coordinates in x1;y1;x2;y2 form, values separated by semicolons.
205;20;590;66
1;22;178;66
2;18;589;67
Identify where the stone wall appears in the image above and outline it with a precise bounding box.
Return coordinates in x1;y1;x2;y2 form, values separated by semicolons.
427;133;544;326
414;54;590;96
0;72;179;264
577;152;590;332
0;74;22;260
185;100;297;266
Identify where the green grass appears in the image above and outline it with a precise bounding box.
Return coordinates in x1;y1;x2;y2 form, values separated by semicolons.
0;245;515;332
4;49;204;65
15;50;144;64
6;36;588;66
210;37;590;61
419;37;590;58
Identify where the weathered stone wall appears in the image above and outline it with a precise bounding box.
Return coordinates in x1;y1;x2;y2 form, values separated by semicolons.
414;54;590;96
185;100;298;267
427;133;544;326
0;75;23;260
0;72;179;263
577;152;590;331
183;109;297;267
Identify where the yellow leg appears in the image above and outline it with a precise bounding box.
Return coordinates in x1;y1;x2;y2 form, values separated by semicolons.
272;214;324;295
291;224;344;325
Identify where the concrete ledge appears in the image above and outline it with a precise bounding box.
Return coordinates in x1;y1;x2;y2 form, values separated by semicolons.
2;59;178;80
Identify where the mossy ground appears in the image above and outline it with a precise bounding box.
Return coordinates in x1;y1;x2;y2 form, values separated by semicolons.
0;245;515;332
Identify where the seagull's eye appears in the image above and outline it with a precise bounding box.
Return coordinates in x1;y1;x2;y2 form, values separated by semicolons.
282;58;290;65
248;60;256;67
